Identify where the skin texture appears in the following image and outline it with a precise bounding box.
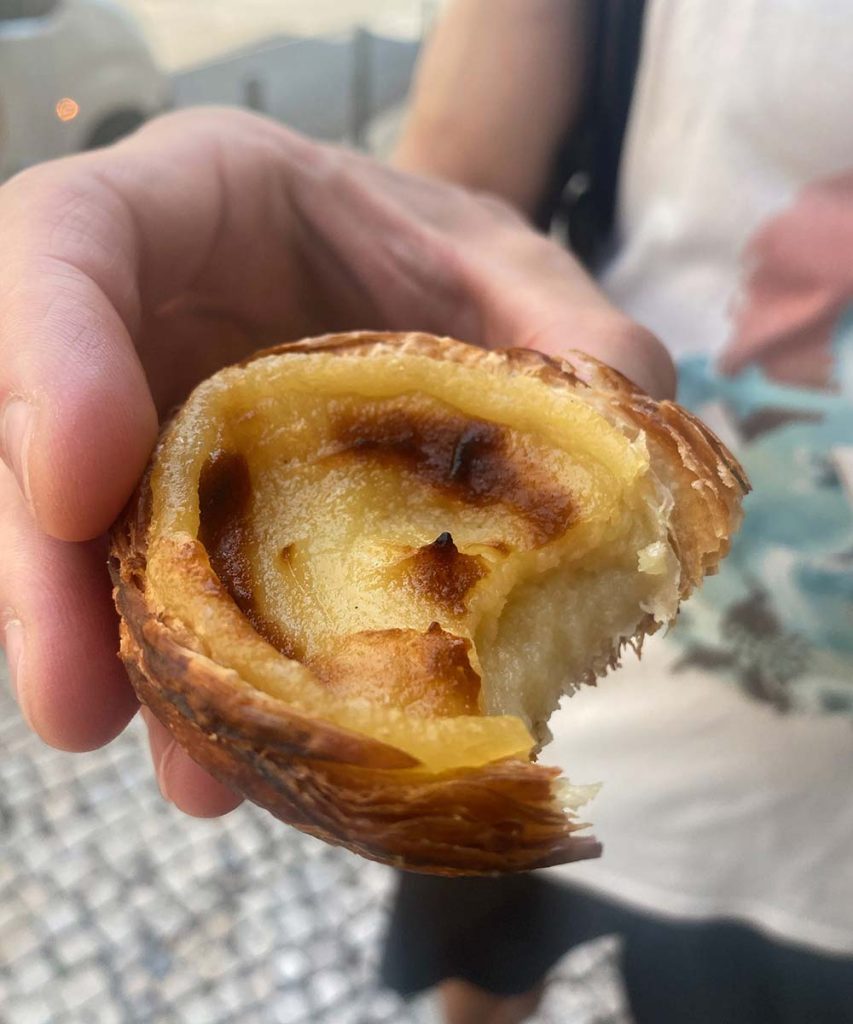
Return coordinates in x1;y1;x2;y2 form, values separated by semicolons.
441;980;545;1024
0;107;672;818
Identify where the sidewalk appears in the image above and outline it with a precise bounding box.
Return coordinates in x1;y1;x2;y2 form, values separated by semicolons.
0;654;443;1024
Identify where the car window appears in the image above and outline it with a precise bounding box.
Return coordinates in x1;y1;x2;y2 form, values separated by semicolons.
0;0;59;20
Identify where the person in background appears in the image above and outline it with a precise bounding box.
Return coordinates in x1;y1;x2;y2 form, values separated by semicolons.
0;2;850;1023
378;2;853;1023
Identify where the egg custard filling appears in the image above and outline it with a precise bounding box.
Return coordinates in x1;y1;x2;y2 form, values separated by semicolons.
144;340;681;777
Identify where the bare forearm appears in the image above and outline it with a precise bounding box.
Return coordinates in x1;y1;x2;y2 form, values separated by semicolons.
395;0;589;216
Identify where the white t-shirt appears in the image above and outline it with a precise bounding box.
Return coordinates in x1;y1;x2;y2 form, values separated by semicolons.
547;0;853;957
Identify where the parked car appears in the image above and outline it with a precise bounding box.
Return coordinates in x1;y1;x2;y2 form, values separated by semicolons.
0;0;170;180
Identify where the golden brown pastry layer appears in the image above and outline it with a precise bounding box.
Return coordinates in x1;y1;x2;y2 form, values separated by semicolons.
110;332;748;874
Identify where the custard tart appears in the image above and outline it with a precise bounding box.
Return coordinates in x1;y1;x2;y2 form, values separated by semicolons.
110;332;748;874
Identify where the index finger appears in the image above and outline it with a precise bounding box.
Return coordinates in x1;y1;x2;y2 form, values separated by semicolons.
0;164;157;541
0;107;313;542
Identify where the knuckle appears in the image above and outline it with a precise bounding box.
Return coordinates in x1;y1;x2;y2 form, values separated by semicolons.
136;106;314;157
613;317;660;351
607;318;675;397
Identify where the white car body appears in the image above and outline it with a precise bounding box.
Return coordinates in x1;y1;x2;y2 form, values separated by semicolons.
0;0;170;180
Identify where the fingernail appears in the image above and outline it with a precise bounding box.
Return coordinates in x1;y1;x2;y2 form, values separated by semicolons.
3;618;28;720
0;398;33;505
141;707;174;803
155;740;177;804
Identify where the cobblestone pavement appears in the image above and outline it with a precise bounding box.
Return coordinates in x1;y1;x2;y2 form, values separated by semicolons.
0;656;434;1024
0;653;630;1024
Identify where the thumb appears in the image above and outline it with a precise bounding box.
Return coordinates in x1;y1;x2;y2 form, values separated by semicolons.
472;240;675;400
515;308;676;401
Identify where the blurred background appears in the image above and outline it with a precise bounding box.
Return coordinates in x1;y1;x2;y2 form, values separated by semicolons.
0;0;439;182
0;2;629;1023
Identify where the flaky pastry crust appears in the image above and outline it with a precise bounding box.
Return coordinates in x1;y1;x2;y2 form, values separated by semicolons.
110;332;747;874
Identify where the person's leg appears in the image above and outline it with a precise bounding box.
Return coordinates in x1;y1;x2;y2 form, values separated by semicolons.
381;871;853;1024
439;979;545;1024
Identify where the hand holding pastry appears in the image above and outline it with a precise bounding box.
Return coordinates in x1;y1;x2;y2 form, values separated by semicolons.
0;108;675;820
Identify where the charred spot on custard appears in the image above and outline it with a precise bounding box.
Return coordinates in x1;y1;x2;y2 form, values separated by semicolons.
198;450;253;609
198;450;302;660
279;543;295;565
329;404;576;545
307;626;481;717
400;532;486;616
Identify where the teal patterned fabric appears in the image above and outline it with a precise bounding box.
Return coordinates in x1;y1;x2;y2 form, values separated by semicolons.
672;308;853;716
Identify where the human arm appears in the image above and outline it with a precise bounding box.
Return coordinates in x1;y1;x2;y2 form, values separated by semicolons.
394;0;589;216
